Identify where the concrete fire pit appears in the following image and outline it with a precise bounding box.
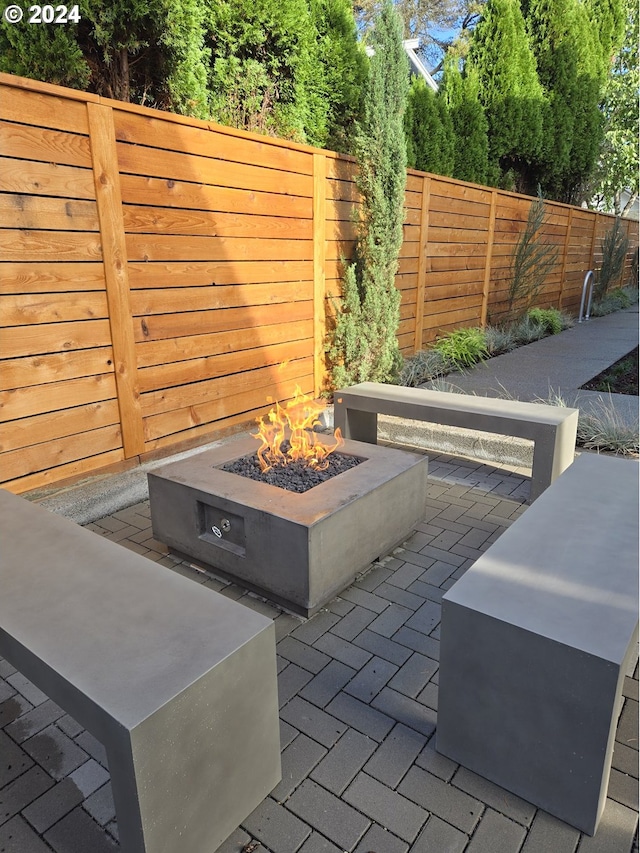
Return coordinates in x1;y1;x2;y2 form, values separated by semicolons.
148;435;428;616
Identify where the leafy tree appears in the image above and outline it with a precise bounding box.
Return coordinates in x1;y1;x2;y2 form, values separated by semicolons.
405;76;455;175
440;57;488;183
588;0;639;214
354;0;484;71
465;0;544;190
328;1;409;386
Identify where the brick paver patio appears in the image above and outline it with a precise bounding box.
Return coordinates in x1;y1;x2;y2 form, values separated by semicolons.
1;451;637;853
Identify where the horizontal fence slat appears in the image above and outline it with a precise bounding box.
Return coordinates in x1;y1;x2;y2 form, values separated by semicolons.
0;373;118;422
114;109;314;176
119;173;313;219
125;233;314;263
142;356;313;419
136;319;313;369
3;292;109;325
0;157;95;199
0;120;92;168
0;195;99;231
138;339;311;394
122;205;312;240
1;348;114;391
0;83;90;133
143;369;313;443
1;420;121;479
130;282;312;316
2;319;113;358
128;260;313;288
117;141;314;198
0;262;106;293
0;399;120;453
0;229;102;262
2;449;125;495
134;301;313;343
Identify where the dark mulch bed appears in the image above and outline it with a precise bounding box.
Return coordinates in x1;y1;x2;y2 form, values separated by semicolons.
580;346;639;395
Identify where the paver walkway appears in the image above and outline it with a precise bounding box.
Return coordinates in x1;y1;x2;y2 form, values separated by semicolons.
1;451;638;853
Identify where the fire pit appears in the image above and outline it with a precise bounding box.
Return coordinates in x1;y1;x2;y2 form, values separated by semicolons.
148;391;428;616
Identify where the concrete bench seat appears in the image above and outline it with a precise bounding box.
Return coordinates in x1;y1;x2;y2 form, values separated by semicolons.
334;382;579;500
436;453;639;835
0;489;281;853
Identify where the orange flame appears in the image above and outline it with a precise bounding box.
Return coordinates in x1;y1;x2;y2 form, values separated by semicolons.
252;385;344;473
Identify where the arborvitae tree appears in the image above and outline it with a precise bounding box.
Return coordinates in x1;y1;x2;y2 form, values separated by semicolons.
328;1;409;387
523;0;609;202
0;21;89;89
561;2;606;202
207;0;317;141
308;0;368;152
159;0;211;118
466;0;544;190
405;76;455;175
584;0;625;75
0;0;210;116
440;57;489;184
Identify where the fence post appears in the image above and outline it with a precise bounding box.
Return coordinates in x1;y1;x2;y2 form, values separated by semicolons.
87;102;145;458
480;190;498;327
589;211;599;271
618;218;633;288
413;175;431;353
313;153;327;397
557;207;573;309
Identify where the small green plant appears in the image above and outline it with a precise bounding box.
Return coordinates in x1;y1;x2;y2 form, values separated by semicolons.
594;217;630;302
590;286;638;317
507;191;559;320
535;389;639;456
509;315;548;345
397;349;452;387
483;325;519;356
577;401;639;455
527;307;563;335
433;327;489;370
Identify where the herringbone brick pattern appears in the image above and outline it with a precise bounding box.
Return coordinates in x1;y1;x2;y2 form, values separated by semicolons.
1;453;637;853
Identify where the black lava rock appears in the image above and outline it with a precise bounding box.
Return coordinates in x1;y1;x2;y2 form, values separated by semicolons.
220;443;363;494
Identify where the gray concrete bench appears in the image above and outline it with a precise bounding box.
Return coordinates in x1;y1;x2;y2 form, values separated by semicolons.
437;452;639;835
334;382;579;501
0;489;281;853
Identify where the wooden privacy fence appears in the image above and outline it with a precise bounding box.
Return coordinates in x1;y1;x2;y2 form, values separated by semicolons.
1;73;637;494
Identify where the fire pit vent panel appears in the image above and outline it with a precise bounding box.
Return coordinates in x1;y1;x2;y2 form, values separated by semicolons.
197;501;246;557
149;436;428;617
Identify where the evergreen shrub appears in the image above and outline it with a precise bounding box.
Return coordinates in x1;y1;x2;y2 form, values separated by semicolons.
433;328;489;370
527;307;564;334
328;1;408;388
